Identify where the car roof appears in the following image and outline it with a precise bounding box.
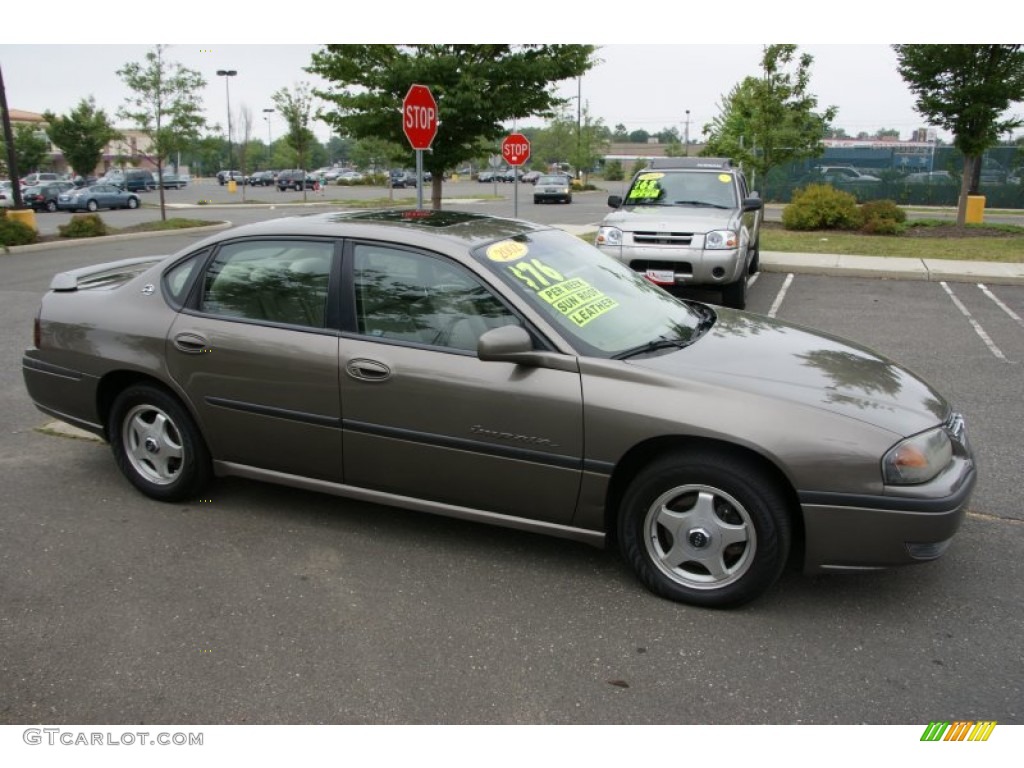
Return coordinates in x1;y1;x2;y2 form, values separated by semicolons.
190;210;552;255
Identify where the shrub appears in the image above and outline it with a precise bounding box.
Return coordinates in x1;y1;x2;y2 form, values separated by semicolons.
604;160;624;181
0;214;39;246
58;213;108;239
858;199;907;235
782;184;862;231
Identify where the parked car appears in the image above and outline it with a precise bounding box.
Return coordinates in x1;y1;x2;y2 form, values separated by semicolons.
533;174;573;205
276;170;317;191
20;172;61;187
21;182;76;212
1;180;16;208
336;170;364;184
20;210;976;608
56;184;141;212
388;169;414;188
904;170;955;185
476;170;496;183
72;176;99;188
108;169;157;193
157;173;189;190
521;170;541;184
811;166;881;184
595;157;762;310
216;170;245;185
246;171;276;187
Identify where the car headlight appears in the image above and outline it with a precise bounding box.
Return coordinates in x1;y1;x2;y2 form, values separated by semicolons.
883;427;953;485
596;226;622;247
705;230;739;250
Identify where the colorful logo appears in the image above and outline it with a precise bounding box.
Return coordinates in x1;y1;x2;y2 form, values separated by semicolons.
920;721;997;741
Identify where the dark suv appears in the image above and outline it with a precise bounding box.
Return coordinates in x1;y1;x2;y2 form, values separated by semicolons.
595;157;763;310
21;182;75;212
276;170;316;191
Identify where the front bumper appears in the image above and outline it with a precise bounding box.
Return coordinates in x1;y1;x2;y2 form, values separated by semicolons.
596;243;745;286
799;457;976;573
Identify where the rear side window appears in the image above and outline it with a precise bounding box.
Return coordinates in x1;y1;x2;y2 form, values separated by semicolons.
163;250;209;307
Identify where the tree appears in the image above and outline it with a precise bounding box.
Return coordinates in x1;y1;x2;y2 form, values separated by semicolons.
308;44;596;209
894;44;1024;226
875;128;901;140
272;82;317;201
0;123;51;176
43;98;121;179
570;103;609;182
628;129;650;143
118;45;207;220
702;44;837;195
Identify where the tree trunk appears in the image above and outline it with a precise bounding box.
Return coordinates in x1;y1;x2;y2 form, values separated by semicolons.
157;160;167;221
432;175;443;210
955;155;976;228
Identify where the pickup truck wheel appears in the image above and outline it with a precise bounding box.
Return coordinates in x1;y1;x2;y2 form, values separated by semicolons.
748;241;761;275
721;274;748;310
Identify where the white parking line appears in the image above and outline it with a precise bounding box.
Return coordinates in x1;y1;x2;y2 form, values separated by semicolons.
940;282;1008;362
978;283;1024;329
767;274;794;318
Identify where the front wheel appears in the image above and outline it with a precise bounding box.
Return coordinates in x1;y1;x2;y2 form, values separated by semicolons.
721;274;748;310
126;197;139;209
86;200;98;212
618;450;791;608
109;384;212;502
46;200;57;212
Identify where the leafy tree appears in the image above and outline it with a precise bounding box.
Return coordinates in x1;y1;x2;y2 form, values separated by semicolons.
702;44;837;196
272;82;317;200
0;123;52;176
893;44;1024;226
118;45;207;219
570;103;609;182
350;136;409;175
43;97;121;179
308;44;596;209
628;129;650;143
875;127;901;140
612;123;629;141
603;159;624;181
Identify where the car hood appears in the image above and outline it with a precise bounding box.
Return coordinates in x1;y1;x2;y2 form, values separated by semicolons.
603;205;736;233
630;307;949;437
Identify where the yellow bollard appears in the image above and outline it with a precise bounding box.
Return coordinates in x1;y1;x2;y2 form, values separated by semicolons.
965;195;985;224
227;180;237;193
6;208;38;231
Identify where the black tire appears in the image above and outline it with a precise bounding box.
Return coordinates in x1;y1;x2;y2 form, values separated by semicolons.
109;384;212;502
86;199;98;212
748;241;760;275
126;197;139;209
46;200;57;212
721;274;748;310
294;182;301;191
618;450;791;608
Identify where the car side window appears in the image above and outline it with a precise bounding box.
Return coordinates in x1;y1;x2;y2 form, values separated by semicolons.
352;244;519;351
163;250;209;307
200;240;333;328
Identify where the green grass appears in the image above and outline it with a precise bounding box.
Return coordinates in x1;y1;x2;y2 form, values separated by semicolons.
760;221;1024;262
115;218;216;233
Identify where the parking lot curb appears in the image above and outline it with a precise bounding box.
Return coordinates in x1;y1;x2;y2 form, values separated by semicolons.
760;251;1024;285
2;221;233;255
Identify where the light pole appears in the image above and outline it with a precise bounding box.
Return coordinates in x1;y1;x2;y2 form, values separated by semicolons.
263;108;274;167
684;110;691;157
216;69;237;170
576;76;582;180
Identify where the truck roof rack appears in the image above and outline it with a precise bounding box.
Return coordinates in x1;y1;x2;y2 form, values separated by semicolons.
648;157;734;170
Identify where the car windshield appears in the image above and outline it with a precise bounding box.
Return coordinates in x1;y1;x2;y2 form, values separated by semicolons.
471;229;706;358
623;170;737;208
537;175;567;185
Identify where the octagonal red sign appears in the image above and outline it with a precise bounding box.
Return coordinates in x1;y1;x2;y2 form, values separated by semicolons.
501;133;531;166
402;84;438;150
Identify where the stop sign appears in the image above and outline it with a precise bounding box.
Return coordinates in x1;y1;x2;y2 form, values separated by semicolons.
502;133;530;166
402;84;438;150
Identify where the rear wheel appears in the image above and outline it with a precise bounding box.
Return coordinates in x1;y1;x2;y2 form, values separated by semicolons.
46;200;57;212
618;450;791;608
126;197;139;209
109;384;212;502
86;199;98;212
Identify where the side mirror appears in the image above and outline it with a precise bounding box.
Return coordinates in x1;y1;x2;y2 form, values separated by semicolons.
742;197;764;212
607;195;622;208
477;325;578;373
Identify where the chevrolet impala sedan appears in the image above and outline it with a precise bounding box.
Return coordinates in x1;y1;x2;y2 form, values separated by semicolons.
56;183;140;212
21;211;976;607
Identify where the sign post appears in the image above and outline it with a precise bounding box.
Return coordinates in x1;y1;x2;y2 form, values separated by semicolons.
501;133;530;218
402;84;438;210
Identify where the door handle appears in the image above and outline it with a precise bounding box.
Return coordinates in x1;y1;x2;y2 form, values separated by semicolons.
346;358;392;382
172;333;210;354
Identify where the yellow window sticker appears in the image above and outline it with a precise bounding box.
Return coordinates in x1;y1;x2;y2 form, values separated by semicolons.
636;172;665;181
486;240;529;263
628;177;662;200
718;174;731;183
568;296;619;327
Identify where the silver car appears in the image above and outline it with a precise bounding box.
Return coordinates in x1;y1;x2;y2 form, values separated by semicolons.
21;210;976;607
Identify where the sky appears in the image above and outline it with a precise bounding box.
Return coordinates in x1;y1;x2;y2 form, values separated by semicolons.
1;6;1021;147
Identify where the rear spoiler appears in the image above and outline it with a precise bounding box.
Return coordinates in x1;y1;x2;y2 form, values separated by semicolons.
50;255;167;292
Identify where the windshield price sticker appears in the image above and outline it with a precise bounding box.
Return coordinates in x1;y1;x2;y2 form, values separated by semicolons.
628;177;663;200
486;240;529;263
718;174;731;183
507;259;620;326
